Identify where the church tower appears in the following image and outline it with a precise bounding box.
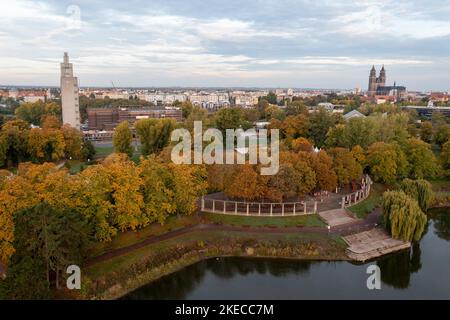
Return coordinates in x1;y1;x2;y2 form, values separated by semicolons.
379;65;386;87
60;52;80;130
368;65;377;96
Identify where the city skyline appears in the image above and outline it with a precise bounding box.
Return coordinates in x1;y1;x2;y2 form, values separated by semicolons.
1;0;450;90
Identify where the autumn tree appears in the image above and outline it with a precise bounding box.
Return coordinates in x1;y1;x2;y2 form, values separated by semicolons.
382;190;427;242
62;124;82;159
420;121;433;143
112;121;133;157
27;127;65;162
328;147;362;186
224;164;259;200
0;120;30;166
103;153;144;231
139;156;176;224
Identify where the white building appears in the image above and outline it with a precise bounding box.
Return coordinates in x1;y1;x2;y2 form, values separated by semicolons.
60;52;80;130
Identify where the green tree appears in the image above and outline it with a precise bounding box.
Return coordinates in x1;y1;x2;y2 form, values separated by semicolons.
440;140;450;176
382;190;427;242
112;121;133;157
400;179;434;212
308;107;335;147
366;142;407;184
404;138;438;179
214;107;248;134
81;139;96;161
420;121;433;143
135;118;176;155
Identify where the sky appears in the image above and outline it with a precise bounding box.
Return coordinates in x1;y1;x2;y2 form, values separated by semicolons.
0;0;450;90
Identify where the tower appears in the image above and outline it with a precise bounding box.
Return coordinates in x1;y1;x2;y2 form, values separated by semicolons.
368;65;377;96
60;52;80;130
379;65;386;87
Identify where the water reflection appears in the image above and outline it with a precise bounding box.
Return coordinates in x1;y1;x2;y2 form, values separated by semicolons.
377;243;422;289
123;207;449;299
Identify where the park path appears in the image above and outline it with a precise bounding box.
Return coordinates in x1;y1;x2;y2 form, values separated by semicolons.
85;208;382;267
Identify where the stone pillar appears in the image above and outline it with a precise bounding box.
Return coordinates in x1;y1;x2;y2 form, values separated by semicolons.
304;202;307;214
282;203;285;216
314;201;317;213
201;196;205;211
235;202;238;214
270;203;273;216
246;203;249;216
341;196;345;208
223;201;226;213
212;200;215;212
293;203;296;215
258;203;261;216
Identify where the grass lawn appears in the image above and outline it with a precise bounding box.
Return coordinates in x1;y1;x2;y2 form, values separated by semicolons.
429;178;450;200
94;146;114;157
348;183;385;219
89;215;201;257
65;160;85;174
203;212;326;228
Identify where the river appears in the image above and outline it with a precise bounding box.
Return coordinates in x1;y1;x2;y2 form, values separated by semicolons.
123;207;450;299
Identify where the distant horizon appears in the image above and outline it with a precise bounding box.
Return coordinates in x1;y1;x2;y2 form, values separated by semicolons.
0;84;443;94
1;1;450;91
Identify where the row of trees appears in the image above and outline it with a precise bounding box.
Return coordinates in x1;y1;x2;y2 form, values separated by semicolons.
207;144;363;201
0;118;94;167
0;153;207;263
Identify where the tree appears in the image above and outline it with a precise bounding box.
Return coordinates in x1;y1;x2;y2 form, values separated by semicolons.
400;179;434;212
304;150;337;191
135;118;176;155
139;156;176;224
62;124;82;159
214;107;248;133
81;139;96;161
112;121;133;157
0;120;30;166
308;107;335;147
328;147;362;186
9;203;91;290
366;142;407;184
382;190;427;242
103;153;144;230
420;121;433;143
265;105;285;121
14;101;46;125
41;115;61;129
181;101;193;119
27;127;65;163
0;256;50;299
224;164;259;200
441;140;450;176
404;138;438;179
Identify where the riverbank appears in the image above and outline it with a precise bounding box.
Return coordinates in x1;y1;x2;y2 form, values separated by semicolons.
81;229;348;299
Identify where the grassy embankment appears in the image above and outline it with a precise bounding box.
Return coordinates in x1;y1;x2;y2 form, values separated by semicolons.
80;213;344;299
348;179;450;219
347;183;385;219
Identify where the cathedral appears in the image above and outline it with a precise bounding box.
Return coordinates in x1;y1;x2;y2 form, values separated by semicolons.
367;65;406;99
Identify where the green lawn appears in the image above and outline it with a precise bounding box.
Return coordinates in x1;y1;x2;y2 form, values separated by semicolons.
429;178;450;200
202;212;326;228
94;146;114;157
89;215;201;257
348;183;385;219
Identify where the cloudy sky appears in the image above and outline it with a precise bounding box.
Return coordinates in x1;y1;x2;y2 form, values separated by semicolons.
1;0;450;90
